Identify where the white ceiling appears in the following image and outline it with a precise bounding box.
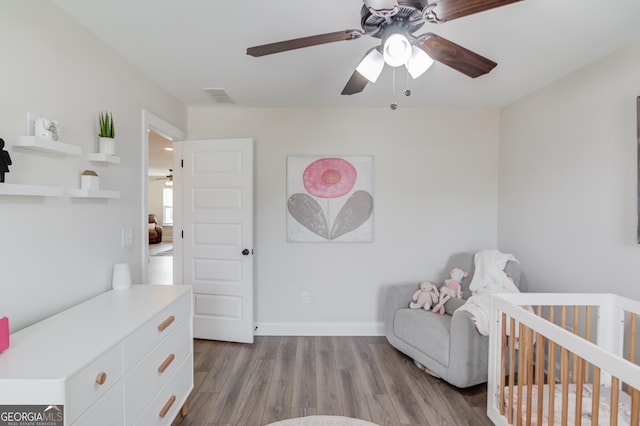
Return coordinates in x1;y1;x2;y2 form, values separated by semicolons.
148;130;173;178
52;0;640;109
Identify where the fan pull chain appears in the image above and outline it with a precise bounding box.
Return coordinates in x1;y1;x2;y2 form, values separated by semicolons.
405;68;411;97
390;68;398;110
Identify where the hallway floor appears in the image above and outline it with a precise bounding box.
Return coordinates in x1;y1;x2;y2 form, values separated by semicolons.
148;241;173;285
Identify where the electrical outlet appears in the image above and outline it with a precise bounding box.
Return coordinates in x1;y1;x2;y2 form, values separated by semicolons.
301;291;310;304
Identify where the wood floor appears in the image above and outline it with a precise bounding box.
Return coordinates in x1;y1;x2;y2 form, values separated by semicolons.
172;336;493;426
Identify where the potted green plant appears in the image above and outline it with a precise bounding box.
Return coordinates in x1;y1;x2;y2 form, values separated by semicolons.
98;111;115;154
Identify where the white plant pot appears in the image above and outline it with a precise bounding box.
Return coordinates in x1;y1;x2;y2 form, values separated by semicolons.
99;137;115;155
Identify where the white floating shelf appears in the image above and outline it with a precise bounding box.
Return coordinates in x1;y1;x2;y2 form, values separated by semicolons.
0;183;65;197
68;188;120;199
15;136;82;156
87;153;120;164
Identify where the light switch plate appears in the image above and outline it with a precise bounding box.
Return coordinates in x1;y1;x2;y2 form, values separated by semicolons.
122;227;133;247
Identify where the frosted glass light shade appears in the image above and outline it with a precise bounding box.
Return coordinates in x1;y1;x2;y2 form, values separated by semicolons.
383;33;412;67
356;48;385;83
406;46;434;79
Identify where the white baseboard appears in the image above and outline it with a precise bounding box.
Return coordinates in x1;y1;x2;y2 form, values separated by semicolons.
254;322;385;336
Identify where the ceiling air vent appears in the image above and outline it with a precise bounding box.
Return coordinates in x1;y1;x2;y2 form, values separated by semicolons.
202;88;235;104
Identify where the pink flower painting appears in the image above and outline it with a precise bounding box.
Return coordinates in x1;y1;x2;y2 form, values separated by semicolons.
303;158;357;199
287;156;374;242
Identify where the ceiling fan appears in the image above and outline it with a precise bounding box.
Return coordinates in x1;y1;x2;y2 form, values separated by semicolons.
247;0;523;96
150;169;173;186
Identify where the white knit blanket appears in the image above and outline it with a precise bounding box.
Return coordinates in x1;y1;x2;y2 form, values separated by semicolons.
457;249;520;335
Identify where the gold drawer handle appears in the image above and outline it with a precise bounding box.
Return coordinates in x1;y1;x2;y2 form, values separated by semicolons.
159;395;176;418
157;315;175;332
158;353;175;374
95;372;107;385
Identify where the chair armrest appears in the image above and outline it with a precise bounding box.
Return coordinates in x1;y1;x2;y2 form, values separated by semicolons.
385;283;419;311
383;283;420;339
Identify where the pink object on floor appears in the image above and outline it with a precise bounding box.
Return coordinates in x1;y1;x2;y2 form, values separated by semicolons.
0;316;9;352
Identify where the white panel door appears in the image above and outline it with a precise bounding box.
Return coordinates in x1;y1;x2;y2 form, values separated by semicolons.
182;138;253;343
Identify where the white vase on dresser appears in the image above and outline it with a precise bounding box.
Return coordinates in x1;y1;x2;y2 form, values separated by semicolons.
0;285;193;425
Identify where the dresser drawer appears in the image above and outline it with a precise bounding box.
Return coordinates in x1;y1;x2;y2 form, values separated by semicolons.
72;381;124;426
123;292;190;371
124;320;191;423
133;356;193;426
66;343;124;423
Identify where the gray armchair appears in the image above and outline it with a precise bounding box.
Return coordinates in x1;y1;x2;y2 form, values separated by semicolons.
384;252;523;388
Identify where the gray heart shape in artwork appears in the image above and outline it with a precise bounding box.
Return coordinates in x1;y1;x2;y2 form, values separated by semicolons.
330;190;373;240
287;193;329;239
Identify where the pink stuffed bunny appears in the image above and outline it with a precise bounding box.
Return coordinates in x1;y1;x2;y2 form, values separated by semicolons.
433;267;468;315
409;281;440;311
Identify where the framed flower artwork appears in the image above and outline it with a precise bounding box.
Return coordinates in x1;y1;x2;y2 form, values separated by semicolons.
287;155;374;242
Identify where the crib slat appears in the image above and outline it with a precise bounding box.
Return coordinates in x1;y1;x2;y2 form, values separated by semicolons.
509;317;516;425
584;306;592;382
611;376;619;426
536;331;545;424
630;387;639;426
517;322;525;426
561;347;570;426
500;313;507;417
572;306;579;384
574;357;584;426
548;308;556;426
592;366;601;426
526;326;534;426
611;377;620;426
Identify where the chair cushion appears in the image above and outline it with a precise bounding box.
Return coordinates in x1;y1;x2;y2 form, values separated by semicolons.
394;308;451;367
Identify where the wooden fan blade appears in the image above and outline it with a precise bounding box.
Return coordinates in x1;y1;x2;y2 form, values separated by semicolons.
247;30;361;57
418;33;497;78
341;70;369;95
429;0;523;22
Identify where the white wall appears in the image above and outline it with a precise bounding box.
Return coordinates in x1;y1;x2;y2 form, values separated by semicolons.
498;41;640;300
188;107;500;334
0;2;186;331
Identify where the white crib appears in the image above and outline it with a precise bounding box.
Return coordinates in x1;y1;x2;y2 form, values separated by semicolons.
487;293;640;426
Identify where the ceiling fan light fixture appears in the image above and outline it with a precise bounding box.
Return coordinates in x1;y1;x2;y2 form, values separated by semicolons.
382;33;412;67
356;48;384;83
406;46;434;79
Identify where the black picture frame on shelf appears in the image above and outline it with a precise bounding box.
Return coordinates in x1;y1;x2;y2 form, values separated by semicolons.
0;138;12;183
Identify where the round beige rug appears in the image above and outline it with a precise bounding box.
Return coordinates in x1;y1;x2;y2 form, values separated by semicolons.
266;416;379;426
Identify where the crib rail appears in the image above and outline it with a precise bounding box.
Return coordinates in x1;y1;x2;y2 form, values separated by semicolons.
488;293;640;426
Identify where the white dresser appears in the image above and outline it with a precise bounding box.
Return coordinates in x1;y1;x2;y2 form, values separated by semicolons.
0;285;193;426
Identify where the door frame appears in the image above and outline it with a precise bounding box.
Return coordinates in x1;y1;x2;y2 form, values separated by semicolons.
140;109;185;284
